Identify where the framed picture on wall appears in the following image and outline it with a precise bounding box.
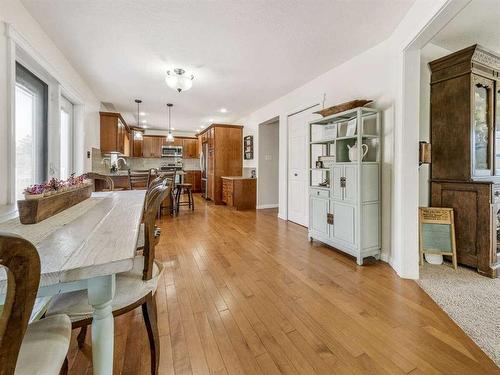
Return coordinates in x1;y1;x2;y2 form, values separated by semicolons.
244;135;254;160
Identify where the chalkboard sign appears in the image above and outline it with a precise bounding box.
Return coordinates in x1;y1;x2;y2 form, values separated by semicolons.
419;207;457;269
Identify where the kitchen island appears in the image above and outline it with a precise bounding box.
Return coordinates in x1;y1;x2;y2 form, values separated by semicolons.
221;176;256;210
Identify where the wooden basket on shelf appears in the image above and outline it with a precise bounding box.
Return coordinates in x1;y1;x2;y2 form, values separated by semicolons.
314;99;372;117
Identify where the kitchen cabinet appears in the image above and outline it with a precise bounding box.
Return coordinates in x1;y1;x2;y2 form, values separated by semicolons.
142;136;164;158
100;112;131;155
183;170;201;192
182;138;198;158
130;130;144;157
198;124;243;204
197;135;202;157
221;177;256;210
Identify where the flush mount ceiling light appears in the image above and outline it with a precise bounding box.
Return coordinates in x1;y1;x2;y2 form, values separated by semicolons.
166;103;174;142
166;68;194;92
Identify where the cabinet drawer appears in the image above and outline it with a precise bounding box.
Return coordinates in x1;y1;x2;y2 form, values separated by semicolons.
310;188;329;199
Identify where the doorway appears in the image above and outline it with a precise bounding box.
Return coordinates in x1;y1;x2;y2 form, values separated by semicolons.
287;105;318;226
257;117;279;209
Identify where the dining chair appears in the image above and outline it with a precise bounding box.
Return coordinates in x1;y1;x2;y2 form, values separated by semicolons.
128;169;153;190
86;172;114;191
136;176;171;250
0;232;72;375
45;182;171;375
158;171;177;216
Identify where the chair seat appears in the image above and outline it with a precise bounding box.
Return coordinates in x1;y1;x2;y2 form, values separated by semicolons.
15;314;71;375
136;223;161;250
46;256;164;322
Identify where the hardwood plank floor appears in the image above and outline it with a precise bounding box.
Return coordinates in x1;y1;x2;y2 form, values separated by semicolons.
68;194;499;374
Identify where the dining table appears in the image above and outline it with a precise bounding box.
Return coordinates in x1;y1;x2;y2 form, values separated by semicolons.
0;190;146;375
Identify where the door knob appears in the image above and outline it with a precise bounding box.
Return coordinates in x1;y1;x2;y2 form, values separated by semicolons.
294;173;298;176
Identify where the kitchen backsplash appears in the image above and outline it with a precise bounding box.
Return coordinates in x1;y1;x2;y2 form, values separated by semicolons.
91;149;201;172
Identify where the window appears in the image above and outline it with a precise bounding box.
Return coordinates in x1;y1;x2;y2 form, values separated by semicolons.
60;96;74;179
15;63;48;199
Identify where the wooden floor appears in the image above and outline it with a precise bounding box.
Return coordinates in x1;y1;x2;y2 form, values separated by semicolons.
67;195;499;374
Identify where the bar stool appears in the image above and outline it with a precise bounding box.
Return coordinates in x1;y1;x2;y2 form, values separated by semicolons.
175;183;194;213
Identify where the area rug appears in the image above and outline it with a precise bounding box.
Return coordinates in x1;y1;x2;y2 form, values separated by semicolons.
417;264;499;366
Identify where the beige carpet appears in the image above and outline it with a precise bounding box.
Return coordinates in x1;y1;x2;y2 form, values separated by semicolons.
417;264;500;367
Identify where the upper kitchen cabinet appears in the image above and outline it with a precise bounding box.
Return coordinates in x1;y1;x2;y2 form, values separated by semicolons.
182;138;198;158
99;112;131;155
130;129;144;157
142;136;163;158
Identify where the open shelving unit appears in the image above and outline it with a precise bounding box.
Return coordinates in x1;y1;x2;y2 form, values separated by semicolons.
308;107;381;265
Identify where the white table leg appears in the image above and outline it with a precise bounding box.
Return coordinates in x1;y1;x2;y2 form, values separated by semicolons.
88;275;116;375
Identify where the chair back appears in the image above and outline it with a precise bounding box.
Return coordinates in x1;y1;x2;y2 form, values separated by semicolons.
148;174;169;192
86;172;114;191
142;182;172;280
0;233;41;374
128;169;152;190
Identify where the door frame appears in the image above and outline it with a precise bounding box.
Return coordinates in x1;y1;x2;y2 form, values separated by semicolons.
395;0;471;278
285;103;319;226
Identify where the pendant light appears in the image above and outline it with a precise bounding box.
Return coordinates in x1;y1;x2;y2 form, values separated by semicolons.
166;103;174;142
134;99;143;140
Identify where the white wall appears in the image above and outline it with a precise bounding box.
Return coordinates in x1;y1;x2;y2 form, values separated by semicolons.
240;38;397;261
418;43;451;207
0;0;100;204
238;0;452;278
257;120;279;208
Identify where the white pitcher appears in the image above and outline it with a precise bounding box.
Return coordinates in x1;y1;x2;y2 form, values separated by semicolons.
347;142;368;162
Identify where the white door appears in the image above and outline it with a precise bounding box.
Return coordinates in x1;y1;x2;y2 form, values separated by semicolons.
287;106;318;226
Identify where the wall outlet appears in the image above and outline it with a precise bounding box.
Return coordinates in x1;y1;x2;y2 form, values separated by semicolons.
87;151;91;159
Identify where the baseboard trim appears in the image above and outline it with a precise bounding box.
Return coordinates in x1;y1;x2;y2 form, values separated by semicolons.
256;204;279;209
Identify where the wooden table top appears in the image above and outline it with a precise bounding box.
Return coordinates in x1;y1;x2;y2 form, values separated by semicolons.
0;190;146;294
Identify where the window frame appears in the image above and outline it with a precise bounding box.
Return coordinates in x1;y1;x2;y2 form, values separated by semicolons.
5;25;85;204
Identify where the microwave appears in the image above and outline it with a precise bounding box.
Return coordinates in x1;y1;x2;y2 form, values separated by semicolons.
162;145;182;157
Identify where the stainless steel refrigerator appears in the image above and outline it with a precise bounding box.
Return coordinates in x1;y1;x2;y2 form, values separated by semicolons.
200;142;208;199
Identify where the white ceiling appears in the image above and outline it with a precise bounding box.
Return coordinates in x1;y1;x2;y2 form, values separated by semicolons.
432;0;500;55
22;0;413;131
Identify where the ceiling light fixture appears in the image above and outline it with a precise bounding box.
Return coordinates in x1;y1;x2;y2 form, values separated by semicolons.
166;68;194;92
134;99;143;140
219;108;227;113
166;103;174;142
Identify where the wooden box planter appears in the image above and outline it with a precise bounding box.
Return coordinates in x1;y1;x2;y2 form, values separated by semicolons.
17;184;93;224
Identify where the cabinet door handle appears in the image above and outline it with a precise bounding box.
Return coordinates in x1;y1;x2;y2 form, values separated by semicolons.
327;213;334;225
340;177;346;188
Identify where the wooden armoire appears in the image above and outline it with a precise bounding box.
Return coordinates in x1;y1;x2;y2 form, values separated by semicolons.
429;44;500;277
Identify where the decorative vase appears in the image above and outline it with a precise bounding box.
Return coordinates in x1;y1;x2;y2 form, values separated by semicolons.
347;142;368;162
